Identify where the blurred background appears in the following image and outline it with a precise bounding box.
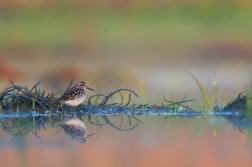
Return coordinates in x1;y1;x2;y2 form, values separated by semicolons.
1;0;252;166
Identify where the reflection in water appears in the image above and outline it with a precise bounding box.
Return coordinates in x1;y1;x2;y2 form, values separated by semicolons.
0;82;141;141
0;82;252;143
58;117;95;143
223;93;252;131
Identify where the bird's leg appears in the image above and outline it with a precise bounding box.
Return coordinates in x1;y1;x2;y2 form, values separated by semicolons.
70;107;74;117
70;107;73;118
74;106;76;114
70;106;77;118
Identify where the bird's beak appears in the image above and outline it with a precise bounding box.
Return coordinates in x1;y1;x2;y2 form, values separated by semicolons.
86;86;95;91
87;133;96;138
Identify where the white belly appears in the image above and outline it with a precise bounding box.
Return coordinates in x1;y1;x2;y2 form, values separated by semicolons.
64;96;86;106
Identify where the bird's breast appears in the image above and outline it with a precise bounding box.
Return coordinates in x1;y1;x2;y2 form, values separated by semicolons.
64;96;86;106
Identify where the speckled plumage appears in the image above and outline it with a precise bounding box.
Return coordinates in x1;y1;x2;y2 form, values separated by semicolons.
58;81;94;108
58;118;95;143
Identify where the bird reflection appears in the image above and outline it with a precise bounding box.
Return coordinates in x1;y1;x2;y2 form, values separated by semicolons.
58;118;95;143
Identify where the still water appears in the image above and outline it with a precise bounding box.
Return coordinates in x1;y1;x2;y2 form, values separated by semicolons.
0;83;252;167
0;115;251;167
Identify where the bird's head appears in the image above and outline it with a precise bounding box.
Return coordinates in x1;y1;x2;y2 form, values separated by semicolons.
76;81;95;91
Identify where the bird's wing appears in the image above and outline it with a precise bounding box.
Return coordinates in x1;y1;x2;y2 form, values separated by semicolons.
58;87;77;101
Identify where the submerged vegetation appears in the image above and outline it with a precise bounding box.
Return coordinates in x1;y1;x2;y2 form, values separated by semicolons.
0;79;251;142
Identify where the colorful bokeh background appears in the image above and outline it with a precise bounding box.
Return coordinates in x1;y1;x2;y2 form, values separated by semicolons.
1;0;252;166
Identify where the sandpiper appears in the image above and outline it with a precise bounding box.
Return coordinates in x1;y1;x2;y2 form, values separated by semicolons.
58;81;95;113
58;118;95;143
